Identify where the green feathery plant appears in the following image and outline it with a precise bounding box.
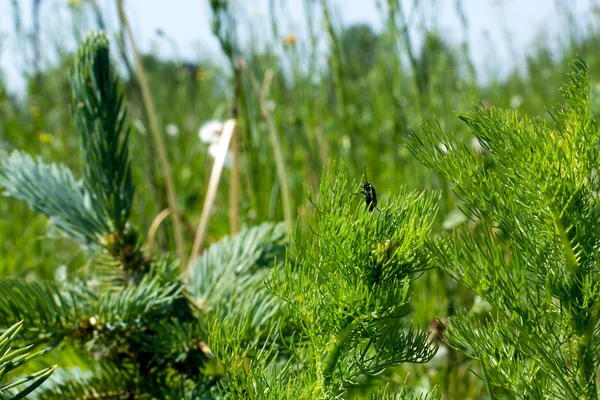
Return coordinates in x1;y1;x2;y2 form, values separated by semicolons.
0;321;55;399
208;163;440;399
409;58;600;399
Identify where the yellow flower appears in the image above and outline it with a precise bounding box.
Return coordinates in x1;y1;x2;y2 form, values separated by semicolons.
38;132;53;143
196;70;208;83
283;34;296;46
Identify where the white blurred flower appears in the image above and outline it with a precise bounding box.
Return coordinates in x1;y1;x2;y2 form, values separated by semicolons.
200;120;232;169
510;94;523;110
208;144;232;169
165;123;179;137
199;120;224;144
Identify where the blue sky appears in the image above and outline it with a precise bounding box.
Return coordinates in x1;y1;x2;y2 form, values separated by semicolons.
0;0;597;93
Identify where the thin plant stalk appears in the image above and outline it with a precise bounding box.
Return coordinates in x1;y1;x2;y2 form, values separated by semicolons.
229;126;240;235
229;61;242;235
389;0;424;109
146;208;172;257
321;0;349;134
480;361;494;400
116;0;187;267
189;119;237;268
115;32;168;250
249;69;294;235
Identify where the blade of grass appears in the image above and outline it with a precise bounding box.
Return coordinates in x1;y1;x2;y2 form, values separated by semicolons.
229;125;240;235
116;0;187;268
249;69;294;235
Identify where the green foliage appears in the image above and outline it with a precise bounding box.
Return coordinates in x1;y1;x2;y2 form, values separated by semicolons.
187;222;288;335
0;279;81;342
409;59;600;399
340;24;379;80
369;386;439;400
3;2;600;399
0;31;212;399
0;265;189;349
1;31;138;268
7;33;143;287
0;31;300;399
209;163;440;399
34;367;134;400
0;321;55;400
70;31;133;236
0;152;105;245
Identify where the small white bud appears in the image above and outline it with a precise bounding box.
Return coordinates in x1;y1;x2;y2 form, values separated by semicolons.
165;123;179;137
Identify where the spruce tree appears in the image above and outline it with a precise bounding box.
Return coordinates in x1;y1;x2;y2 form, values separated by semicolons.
0;31;209;398
0;30;290;399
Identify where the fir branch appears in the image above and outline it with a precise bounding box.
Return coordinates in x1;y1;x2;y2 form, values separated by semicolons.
70;30;133;236
187;222;288;335
135;319;210;373
188;222;287;302
0;321;56;400
34;367;137;400
0;280;84;343
94;271;182;333
0;151;107;245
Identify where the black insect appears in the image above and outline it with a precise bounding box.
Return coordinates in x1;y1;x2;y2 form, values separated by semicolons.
359;181;378;212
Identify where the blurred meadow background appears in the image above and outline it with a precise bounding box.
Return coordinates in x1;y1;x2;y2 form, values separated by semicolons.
1;0;600;397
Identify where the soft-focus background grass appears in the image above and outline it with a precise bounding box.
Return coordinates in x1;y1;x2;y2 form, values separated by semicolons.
2;0;600;397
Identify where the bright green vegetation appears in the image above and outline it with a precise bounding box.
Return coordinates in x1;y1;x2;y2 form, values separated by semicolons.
2;0;600;398
209;163;439;398
410;58;600;399
0;321;55;399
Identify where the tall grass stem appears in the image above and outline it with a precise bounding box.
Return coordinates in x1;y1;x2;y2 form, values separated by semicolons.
116;0;187;268
250;69;294;235
229;126;240;235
